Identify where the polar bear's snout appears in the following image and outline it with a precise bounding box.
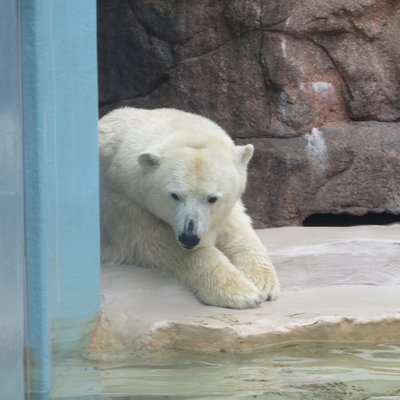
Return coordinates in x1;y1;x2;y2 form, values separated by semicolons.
178;218;201;250
178;232;200;250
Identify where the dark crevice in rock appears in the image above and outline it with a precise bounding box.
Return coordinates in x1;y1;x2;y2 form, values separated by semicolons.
126;2;170;47
261;17;290;30
101;73;170;110
129;0;232;48
169;29;260;71
175;39;231;65
350;115;400;123
257;32;277;99
236;131;305;140
309;38;355;103
222;0;235;13
177;25;221;47
348;20;377;41
262;26;353;37
303;212;400;227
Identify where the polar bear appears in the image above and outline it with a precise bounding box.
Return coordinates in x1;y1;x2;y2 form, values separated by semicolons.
99;107;280;309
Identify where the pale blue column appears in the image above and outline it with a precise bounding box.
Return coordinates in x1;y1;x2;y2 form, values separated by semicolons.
21;0;100;396
0;1;25;398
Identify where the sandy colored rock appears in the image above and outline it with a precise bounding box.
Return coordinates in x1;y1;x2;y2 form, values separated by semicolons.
88;225;400;355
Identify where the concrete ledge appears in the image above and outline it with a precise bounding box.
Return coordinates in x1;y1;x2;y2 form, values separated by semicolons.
89;225;400;355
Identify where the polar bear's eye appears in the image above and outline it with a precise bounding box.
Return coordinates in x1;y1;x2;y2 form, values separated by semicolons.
171;192;180;201
208;196;218;204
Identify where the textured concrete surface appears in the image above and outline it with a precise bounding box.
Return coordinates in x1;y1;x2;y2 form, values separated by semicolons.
89;225;400;355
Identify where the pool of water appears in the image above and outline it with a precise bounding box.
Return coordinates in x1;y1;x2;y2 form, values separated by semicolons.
52;342;400;399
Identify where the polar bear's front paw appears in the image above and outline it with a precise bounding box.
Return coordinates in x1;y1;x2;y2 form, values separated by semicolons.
243;265;280;302
194;275;263;309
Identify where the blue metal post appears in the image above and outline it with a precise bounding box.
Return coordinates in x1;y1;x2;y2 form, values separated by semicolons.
0;1;25;398
21;0;100;396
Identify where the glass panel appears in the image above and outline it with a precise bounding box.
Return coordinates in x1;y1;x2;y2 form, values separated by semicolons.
0;0;25;398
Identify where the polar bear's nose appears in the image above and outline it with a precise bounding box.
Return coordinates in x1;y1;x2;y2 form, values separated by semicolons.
178;232;200;250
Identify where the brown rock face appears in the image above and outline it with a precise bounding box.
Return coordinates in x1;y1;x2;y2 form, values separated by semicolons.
98;0;400;227
240;122;400;226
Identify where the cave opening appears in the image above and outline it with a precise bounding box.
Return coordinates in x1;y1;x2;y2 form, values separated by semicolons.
302;212;400;227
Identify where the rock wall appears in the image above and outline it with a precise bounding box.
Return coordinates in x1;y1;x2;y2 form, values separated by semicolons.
97;0;400;227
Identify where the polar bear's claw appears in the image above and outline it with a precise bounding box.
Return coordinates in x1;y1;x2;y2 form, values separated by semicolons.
240;264;280;303
265;282;280;301
195;276;264;309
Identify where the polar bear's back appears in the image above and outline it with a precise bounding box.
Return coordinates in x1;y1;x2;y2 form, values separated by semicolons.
99;107;234;155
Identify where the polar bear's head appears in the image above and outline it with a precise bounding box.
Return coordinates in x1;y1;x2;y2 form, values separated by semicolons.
137;143;254;250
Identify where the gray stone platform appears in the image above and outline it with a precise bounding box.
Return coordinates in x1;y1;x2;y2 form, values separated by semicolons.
89;225;400;355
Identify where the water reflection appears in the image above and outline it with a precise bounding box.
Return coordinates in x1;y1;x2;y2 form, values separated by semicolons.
52;342;400;399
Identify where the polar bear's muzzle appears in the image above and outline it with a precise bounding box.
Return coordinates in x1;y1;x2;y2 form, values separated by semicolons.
178;232;200;250
178;218;201;250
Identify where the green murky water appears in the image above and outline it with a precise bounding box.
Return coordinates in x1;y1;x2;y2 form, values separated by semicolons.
52;342;400;399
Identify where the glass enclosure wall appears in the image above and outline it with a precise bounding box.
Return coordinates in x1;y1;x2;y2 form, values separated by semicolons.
0;0;26;398
0;1;100;396
21;0;100;396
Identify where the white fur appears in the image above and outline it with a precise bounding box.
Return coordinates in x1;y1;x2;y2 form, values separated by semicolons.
99;107;280;309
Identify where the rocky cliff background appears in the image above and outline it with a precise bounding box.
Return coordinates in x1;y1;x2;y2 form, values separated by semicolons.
97;0;400;227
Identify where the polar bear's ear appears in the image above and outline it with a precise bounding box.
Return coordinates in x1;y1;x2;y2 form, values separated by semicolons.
235;144;254;168
138;151;161;168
